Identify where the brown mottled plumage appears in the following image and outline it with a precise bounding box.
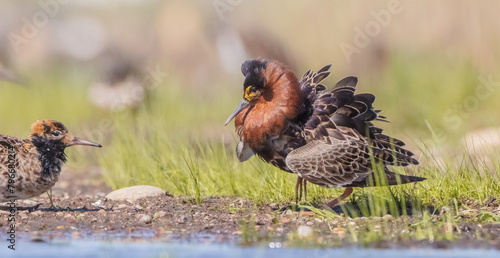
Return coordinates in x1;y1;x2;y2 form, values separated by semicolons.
225;58;425;208
0;120;101;203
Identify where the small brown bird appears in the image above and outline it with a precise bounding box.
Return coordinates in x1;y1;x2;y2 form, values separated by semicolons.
225;59;425;208
0;120;101;207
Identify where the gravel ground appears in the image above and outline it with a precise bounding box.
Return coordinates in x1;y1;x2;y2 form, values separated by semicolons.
1;167;499;250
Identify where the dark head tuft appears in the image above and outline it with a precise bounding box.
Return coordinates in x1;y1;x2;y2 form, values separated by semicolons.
241;59;269;89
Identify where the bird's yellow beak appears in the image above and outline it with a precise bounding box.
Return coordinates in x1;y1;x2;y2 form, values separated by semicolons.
224;100;249;126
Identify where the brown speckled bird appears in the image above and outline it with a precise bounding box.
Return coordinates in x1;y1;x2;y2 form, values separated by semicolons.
0;120;101;207
225;59;425;208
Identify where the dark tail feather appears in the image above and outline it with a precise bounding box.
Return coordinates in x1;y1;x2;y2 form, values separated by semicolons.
345;171;426;188
384;171;426;186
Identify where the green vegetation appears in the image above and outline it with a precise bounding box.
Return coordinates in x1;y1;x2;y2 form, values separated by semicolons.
1;56;499;246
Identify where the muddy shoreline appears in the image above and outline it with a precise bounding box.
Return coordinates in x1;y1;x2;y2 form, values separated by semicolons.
1;168;500;250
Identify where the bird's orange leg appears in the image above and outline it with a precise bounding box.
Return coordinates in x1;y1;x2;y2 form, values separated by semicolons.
295;177;303;204
326;187;353;208
303;180;307;201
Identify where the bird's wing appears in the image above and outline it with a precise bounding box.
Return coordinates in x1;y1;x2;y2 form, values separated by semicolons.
288;101;419;187
285;136;372;188
301;69;419;166
0;135;29;186
299;64;331;94
0;135;26;151
296;66;418;176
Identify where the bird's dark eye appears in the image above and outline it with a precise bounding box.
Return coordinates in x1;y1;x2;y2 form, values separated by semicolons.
52;130;61;137
249;86;257;93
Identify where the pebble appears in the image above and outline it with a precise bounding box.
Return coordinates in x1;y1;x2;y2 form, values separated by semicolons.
117;204;129;210
64;214;76;224
256;215;271;225
31;231;44;242
331;227;346;237
105;185;166;202
297;225;313;238
19;200;40;208
306;221;314;226
440;206;451;215
92;199;106;209
382;214;393;220
177;215;187;224
139;215;153;224
31;210;43;216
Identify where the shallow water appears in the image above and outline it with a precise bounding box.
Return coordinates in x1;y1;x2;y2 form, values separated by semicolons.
3;239;500;258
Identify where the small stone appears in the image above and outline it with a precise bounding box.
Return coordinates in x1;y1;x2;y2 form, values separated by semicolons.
382;214;393;220
31;210;43;216
19;200;40;208
440;206;451;215
284;209;293;216
297;225;313;238
177;215;187;224
331;227;346;237
64;214;76;224
92;199;105;209
97;209;107;216
306;221;314;226
106;185;166;202
157;211;167;218
270;203;279;210
256;215;267;225
139;215;153;224
19;213;28;220
117;204;129;210
31;231;44;242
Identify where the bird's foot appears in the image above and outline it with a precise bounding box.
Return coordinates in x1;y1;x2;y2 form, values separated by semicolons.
46;189;57;210
325;187;353;209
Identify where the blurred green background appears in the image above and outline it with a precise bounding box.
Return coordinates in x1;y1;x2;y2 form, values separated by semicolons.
0;0;499;204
